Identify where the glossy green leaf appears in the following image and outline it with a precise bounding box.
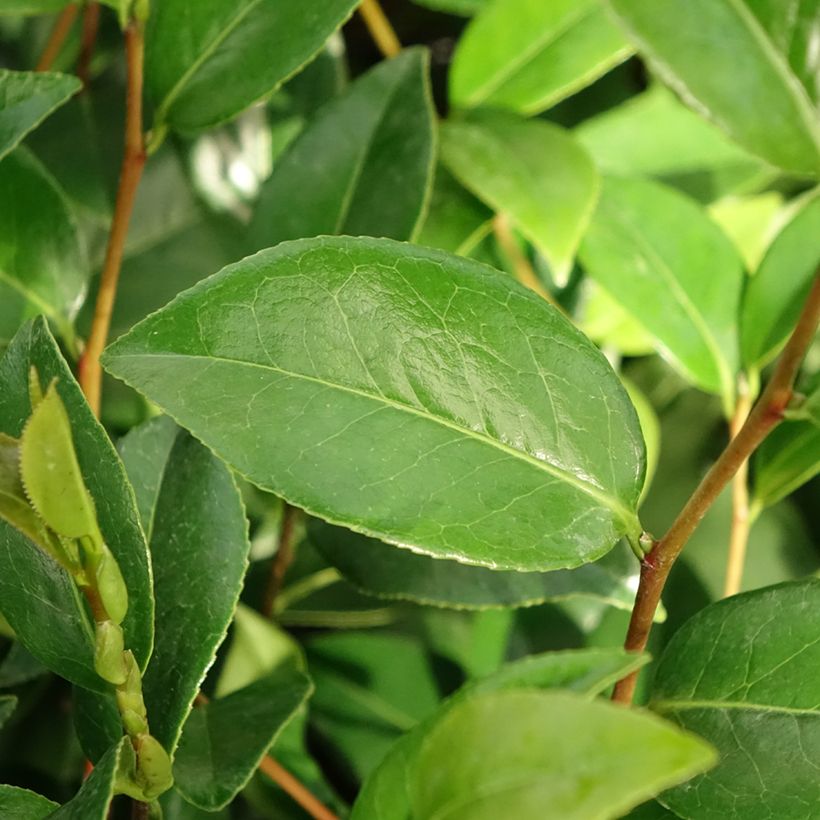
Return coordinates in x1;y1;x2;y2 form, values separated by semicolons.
0;694;15;729
650;579;820;820
249;48;435;251
309;519;641;611
50;739;127;820
0;150;87;347
741;187;820;368
0;786;57;819
575;85;772;202
0;318;152;684
441;110;599;283
608;0;820;175
579;176;744;408
450;0;632;115
0;70;80;163
103;236;645;572
752;416;820;508
173;665;313;810
146;0;359;132
119;418;250;753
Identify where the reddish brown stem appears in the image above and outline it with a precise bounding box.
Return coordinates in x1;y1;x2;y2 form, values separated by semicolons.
79;20;147;416
259;756;339;820
77;2;101;87
35;3;79;71
612;272;820;705
261;503;300;618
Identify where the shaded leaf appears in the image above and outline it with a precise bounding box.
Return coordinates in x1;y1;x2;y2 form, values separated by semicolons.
249;48;435;250
146;0;359;132
0;150;87;346
579;176;744;408
309;518;641;611
608;0;820;175
651;579;820;820
741;187;820;368
0;786;57;819
451;0;632;115
441;110;599;283
0;70;80;163
0;694;15;729
0;318;152;686
173;666;313;810
103;236;645;572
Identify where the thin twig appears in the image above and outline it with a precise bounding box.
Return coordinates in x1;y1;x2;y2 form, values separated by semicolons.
612;272;820;705
79;19;147;416
259;756;339;820
358;0;401;59
35;3;79;71
261;503;300;618
77;2;101;87
722;382;753;597
492;214;563;311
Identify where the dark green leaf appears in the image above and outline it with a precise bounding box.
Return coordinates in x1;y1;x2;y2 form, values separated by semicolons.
0;70;80;162
0;150;87;347
50;739;127;819
146;0;359;132
580;176;744;408
0;786;57;819
608;0;820;175
0;644;45;687
450;0;632;115
173;666;313;810
410;0;488;15
0;1;68;13
0;694;15;728
575;85;772;202
103;236;645;572
249;48;435;250
309;519;641;611
441;110;599;283
651;579;820;820
741;187;820;369
120;419;250;753
752;417;820;508
0;318;152;687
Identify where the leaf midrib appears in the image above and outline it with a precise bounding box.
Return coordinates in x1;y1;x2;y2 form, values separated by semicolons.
652;698;820;716
108;350;638;527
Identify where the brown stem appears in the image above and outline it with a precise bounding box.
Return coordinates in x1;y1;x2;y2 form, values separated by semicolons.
722;383;753;597
492;214;563;311
131;800;150;820
259;756;339;820
79;19;147;417
358;0;401;59
35;3;79;71
77;2;101;87
261;503;300;618
612;272;820;705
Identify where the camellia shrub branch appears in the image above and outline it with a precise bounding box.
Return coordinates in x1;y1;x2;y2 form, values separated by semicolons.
0;1;818;819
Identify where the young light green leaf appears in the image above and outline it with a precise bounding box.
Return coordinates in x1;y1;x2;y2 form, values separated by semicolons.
608;0;820;175
173;666;313;810
741;187;820;368
0;150;87;347
575;85;772;203
249;48;435;251
0;0;68;13
579;176;744;409
408;691;714;820
707;192;784;270
50;739;128;820
0;786;57;819
309;518;641;611
450;0;632;114
103;236;645;573
119;420;250;754
0;318;153;677
0;70;80;163
146;0;359;132
650;579;820;820
441;110;599;283
411;0;488;15
0;694;15;729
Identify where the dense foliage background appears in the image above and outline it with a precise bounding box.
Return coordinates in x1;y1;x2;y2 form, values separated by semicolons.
0;1;818;818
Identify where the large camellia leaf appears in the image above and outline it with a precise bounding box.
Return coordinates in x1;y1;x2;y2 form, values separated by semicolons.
608;0;820;176
650;579;820;819
103;237;645;572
